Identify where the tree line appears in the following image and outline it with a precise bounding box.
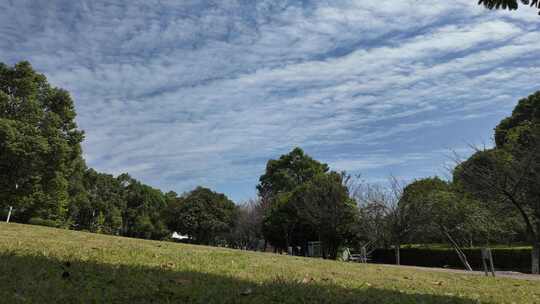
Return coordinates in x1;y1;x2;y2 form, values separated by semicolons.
0;62;236;243
2;61;539;273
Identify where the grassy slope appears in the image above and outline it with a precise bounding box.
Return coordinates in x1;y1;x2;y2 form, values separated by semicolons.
1;223;539;304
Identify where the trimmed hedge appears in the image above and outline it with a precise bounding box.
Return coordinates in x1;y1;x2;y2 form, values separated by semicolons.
28;217;59;228
371;248;531;273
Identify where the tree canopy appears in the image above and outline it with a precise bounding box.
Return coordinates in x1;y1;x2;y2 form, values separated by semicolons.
478;0;540;14
288;172;358;258
454;90;540;273
165;187;237;245
259;148;358;258
0;61;84;224
257;147;329;203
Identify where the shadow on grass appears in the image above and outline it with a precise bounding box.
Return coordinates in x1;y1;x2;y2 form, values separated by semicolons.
0;252;480;304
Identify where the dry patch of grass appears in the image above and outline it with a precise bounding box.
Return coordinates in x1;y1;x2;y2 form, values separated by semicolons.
1;223;539;303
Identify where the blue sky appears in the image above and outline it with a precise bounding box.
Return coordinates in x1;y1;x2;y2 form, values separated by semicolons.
1;0;539;202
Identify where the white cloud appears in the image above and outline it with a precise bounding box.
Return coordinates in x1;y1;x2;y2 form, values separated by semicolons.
0;0;538;200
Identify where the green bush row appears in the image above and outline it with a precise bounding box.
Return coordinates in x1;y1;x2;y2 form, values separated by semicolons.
371;248;531;272
27;217;60;228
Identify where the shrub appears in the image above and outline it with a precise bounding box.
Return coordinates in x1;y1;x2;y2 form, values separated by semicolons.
28;217;59;228
371;248;531;273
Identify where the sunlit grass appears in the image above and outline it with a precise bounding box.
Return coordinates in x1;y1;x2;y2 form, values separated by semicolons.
1;223;539;303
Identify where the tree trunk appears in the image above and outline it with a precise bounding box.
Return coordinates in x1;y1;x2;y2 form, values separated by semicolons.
321;243;327;259
532;242;540;275
395;242;401;265
328;242;338;260
285;232;290;255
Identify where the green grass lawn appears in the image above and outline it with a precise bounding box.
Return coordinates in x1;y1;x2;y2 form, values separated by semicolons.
1;223;539;303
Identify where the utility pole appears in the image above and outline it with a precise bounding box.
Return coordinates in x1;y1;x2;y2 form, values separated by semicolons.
6;206;13;223
6;183;18;223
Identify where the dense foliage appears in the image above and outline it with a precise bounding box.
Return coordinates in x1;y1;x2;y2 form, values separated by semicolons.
0;62;84;225
453;91;540;273
165;187;237;245
397;177;510;246
371;247;532;272
259;148;359;259
288;172;358;258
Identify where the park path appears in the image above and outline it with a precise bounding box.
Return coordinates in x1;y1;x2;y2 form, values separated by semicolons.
378;263;540;281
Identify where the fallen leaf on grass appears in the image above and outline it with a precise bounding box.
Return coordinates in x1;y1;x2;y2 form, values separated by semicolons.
161;262;176;269
301;277;314;284
432;281;443;286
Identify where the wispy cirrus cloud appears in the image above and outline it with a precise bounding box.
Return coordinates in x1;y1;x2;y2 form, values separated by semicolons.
1;0;538;200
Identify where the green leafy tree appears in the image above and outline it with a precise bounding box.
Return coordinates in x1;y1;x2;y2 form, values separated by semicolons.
288;172;358;259
400;177;514;268
454;91;540;274
397;177;449;243
91;211;106;234
0;61;84;224
166;187;237;245
120;174;169;240
261;193;300;251
257;147;329;203
71;169;126;233
106;206;124;235
258;147;329;251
